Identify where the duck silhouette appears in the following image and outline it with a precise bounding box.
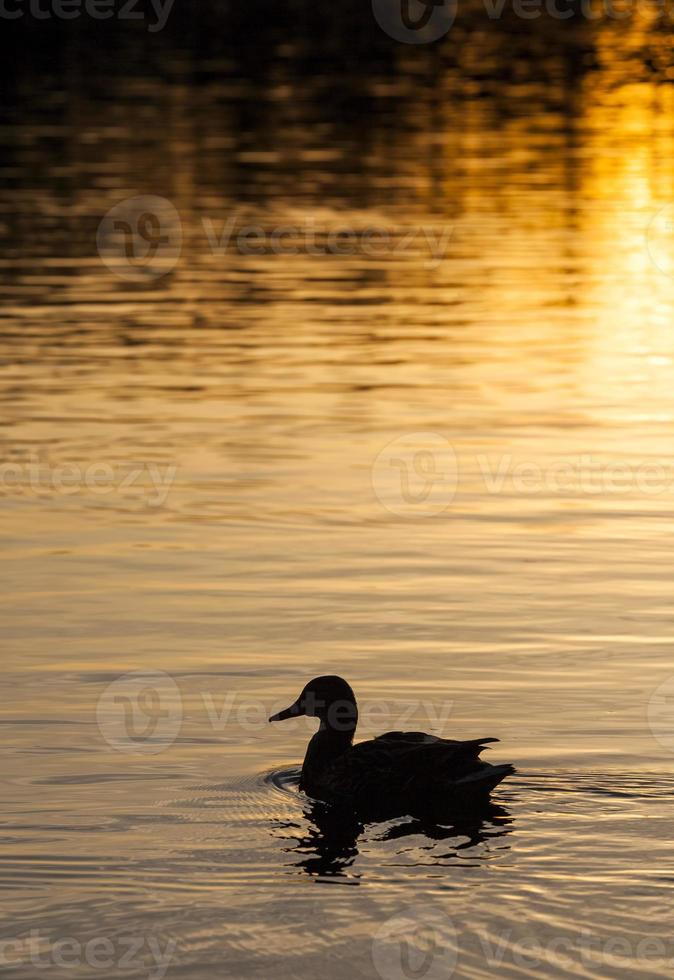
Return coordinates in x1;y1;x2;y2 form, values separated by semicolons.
269;675;515;819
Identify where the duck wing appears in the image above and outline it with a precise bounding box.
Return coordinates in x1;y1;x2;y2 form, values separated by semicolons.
322;731;513;816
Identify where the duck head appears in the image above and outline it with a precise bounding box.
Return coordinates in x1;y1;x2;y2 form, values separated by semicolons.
269;675;358;735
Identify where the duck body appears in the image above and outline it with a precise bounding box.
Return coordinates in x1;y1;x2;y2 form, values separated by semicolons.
270;675;514;819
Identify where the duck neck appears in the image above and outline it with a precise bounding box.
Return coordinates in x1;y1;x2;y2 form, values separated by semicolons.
301;720;355;794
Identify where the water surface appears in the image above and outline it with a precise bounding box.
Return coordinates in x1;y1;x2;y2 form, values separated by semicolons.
2;10;674;979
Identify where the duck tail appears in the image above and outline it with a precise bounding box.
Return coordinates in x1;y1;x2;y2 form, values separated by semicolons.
457;763;515;796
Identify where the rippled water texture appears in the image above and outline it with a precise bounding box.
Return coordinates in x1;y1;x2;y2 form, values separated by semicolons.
3;7;674;979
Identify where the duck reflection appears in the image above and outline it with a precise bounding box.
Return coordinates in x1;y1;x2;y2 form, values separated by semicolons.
275;796;513;879
279;800;364;878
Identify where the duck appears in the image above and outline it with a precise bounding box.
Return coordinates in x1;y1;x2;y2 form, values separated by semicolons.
269;675;514;819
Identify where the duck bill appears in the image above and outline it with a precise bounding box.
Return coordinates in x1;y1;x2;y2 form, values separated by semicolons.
268;699;303;723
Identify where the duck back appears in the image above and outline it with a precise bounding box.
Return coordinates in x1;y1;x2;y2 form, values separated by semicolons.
302;730;514;818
